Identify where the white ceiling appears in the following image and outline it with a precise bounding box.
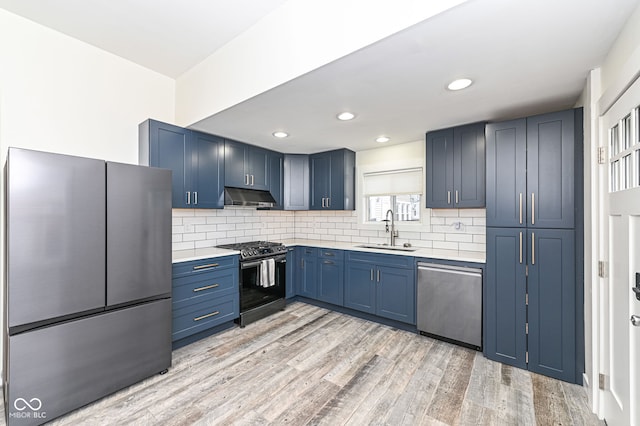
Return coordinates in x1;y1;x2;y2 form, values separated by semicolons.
2;0;639;154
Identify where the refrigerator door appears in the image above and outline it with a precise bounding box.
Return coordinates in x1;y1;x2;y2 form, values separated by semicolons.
6;148;106;330
106;162;171;306
6;299;171;425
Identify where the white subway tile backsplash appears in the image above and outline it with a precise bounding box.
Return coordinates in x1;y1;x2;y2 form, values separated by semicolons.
172;207;486;254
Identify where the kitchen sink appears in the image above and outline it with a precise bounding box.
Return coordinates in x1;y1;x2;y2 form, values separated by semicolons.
355;244;418;252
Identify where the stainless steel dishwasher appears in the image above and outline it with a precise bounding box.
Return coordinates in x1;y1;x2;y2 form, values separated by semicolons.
417;262;482;350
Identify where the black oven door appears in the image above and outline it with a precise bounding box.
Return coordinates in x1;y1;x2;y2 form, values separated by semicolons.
239;254;286;312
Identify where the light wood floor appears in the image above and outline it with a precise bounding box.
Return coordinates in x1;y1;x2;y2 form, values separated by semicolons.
18;302;602;425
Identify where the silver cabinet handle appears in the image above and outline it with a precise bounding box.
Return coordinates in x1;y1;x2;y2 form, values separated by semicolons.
322;197;326;208
323;260;334;265
531;233;535;265
193;311;219;322
301;259;304;268
251;175;255;186
447;191;451;204
631;315;640;326
194;191;198;205
323;252;335;256
455;190;459;204
327;197;331;208
370;269;374;281
245;174;249;185
519;193;523;224
377;270;381;282
193;263;219;270
519;231;523;264
531;193;535;225
186;191;191;205
193;283;219;292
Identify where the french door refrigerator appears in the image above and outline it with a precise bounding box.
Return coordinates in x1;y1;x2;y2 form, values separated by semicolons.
3;148;172;425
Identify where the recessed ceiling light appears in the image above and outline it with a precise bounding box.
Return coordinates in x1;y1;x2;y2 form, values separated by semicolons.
376;136;390;143
337;112;356;121
272;131;288;138
447;78;473;91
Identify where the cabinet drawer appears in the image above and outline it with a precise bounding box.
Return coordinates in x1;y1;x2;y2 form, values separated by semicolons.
319;249;343;260
172;293;238;341
172;255;238;277
172;269;237;308
301;246;317;256
347;251;414;268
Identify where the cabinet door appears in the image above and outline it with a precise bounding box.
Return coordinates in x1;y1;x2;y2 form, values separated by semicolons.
298;248;318;298
376;266;415;324
484;228;527;369
310;153;330;209
285;248;297;299
426;128;454;208
192;131;225;209
344;263;376;314
486;119;527;227
527;229;575;382
284;154;310;210
269;151;284;208
318;259;344;305
248;146;269;190
453;123;485;208
328;150;345;210
527;110;575;229
148;120;191;208
224;139;248;188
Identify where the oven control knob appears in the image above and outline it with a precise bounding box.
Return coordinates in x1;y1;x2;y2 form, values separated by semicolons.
240;249;249;258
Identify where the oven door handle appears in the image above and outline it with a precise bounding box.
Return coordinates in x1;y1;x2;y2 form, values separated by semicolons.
241;255;287;269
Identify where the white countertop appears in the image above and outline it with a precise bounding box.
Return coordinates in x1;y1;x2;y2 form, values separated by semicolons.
172;246;239;263
172;239;485;264
281;239;485;264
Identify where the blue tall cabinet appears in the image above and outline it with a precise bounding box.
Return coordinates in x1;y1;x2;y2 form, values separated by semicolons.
484;108;582;384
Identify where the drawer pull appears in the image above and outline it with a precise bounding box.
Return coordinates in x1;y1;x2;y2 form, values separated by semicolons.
324;252;335;256
193;311;220;322
193;263;219;270
193;283;220;292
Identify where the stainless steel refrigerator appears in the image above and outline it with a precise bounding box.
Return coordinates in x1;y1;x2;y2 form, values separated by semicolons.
3;148;172;425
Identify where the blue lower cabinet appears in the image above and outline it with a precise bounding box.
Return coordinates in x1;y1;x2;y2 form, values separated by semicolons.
344;263;376;314
527;229;576;383
285;247;297;299
172;255;239;343
345;251;415;325
317;250;344;305
484;228;527;369
485;228;576;383
376;266;415;324
298;247;318;299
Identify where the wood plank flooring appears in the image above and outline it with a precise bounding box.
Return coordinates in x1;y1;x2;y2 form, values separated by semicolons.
16;302;601;425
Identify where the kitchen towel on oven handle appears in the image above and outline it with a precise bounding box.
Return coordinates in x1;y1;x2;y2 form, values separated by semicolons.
259;259;276;287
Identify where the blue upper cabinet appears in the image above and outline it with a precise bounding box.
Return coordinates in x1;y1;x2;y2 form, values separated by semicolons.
283;154;310;210
224;139;269;191
310;148;355;210
486;110;575;228
139;119;224;209
426;122;485;208
527;110;575;229
269;151;284;208
486;119;527;227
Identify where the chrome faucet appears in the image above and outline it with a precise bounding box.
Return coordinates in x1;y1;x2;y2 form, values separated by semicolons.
384;209;397;246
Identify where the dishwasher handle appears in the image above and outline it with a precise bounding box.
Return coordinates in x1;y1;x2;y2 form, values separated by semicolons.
417;263;482;278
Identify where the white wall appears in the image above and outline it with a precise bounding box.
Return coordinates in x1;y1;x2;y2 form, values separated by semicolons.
175;0;467;127
0;9;175;165
0;9;176;373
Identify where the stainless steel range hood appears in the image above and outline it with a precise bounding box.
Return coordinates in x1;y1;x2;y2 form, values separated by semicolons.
224;187;276;207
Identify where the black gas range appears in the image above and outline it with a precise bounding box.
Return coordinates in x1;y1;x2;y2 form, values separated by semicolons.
216;241;287;326
217;240;287;261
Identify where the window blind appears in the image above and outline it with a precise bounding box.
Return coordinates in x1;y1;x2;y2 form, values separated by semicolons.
362;167;423;196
